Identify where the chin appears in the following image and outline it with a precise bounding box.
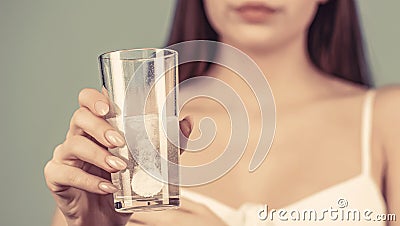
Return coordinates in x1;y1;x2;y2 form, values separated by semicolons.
223;31;282;53
220;23;303;54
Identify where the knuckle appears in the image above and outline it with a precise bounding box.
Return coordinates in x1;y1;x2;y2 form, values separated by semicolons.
43;161;53;179
64;136;103;163
47;184;58;193
78;88;93;103
65;130;73;140
67;172;81;186
43;161;59;191
73;107;88;122
46;182;58;193
70;107;89;128
52;144;64;160
67;172;94;191
64;135;85;150
83;177;97;190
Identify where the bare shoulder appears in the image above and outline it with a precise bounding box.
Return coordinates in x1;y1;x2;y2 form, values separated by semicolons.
374;85;400;138
373;85;400;165
374;85;400;109
374;86;400;220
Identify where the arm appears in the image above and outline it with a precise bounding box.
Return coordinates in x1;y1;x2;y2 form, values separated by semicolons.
376;87;400;226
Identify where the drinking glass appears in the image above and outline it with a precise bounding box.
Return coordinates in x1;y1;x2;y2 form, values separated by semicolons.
99;48;180;212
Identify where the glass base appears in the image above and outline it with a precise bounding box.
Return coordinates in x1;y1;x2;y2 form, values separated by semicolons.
114;197;180;213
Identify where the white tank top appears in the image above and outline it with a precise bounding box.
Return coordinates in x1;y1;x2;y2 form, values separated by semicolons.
181;90;387;225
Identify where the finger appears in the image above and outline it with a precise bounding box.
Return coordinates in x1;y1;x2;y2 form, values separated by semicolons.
54;136;127;172
78;88;110;116
180;117;192;138
69;107;125;147
44;161;118;194
179;116;193;154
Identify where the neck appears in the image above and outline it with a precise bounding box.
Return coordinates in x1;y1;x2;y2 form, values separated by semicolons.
210;34;331;107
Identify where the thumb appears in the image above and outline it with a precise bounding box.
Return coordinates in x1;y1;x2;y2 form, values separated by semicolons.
179;116;193;154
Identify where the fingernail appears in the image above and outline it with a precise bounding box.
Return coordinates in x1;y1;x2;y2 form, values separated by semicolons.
105;130;125;146
105;155;127;170
99;182;119;193
94;101;109;116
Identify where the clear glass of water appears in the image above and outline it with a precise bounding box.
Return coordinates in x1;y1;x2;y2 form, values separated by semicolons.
99;48;180;212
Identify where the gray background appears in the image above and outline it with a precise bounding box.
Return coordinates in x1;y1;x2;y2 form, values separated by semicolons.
0;0;398;225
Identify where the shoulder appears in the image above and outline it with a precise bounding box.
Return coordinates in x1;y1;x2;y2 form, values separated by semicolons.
374;86;400;213
374;86;400;133
373;86;400;160
374;85;400;107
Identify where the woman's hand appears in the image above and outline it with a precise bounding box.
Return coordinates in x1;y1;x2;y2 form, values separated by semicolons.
127;198;228;226
44;88;131;226
44;88;192;226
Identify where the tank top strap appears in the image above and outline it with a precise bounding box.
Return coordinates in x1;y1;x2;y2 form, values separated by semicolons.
361;89;376;175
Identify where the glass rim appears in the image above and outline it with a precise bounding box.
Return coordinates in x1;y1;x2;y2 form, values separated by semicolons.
99;48;178;61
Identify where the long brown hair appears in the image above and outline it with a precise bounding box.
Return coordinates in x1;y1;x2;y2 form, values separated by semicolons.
167;0;373;87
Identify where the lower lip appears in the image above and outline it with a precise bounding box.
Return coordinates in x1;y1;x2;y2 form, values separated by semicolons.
235;8;277;23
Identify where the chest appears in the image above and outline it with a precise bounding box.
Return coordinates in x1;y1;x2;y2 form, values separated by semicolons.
179;97;383;209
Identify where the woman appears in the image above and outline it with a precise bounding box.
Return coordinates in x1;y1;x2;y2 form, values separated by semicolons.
44;0;400;225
